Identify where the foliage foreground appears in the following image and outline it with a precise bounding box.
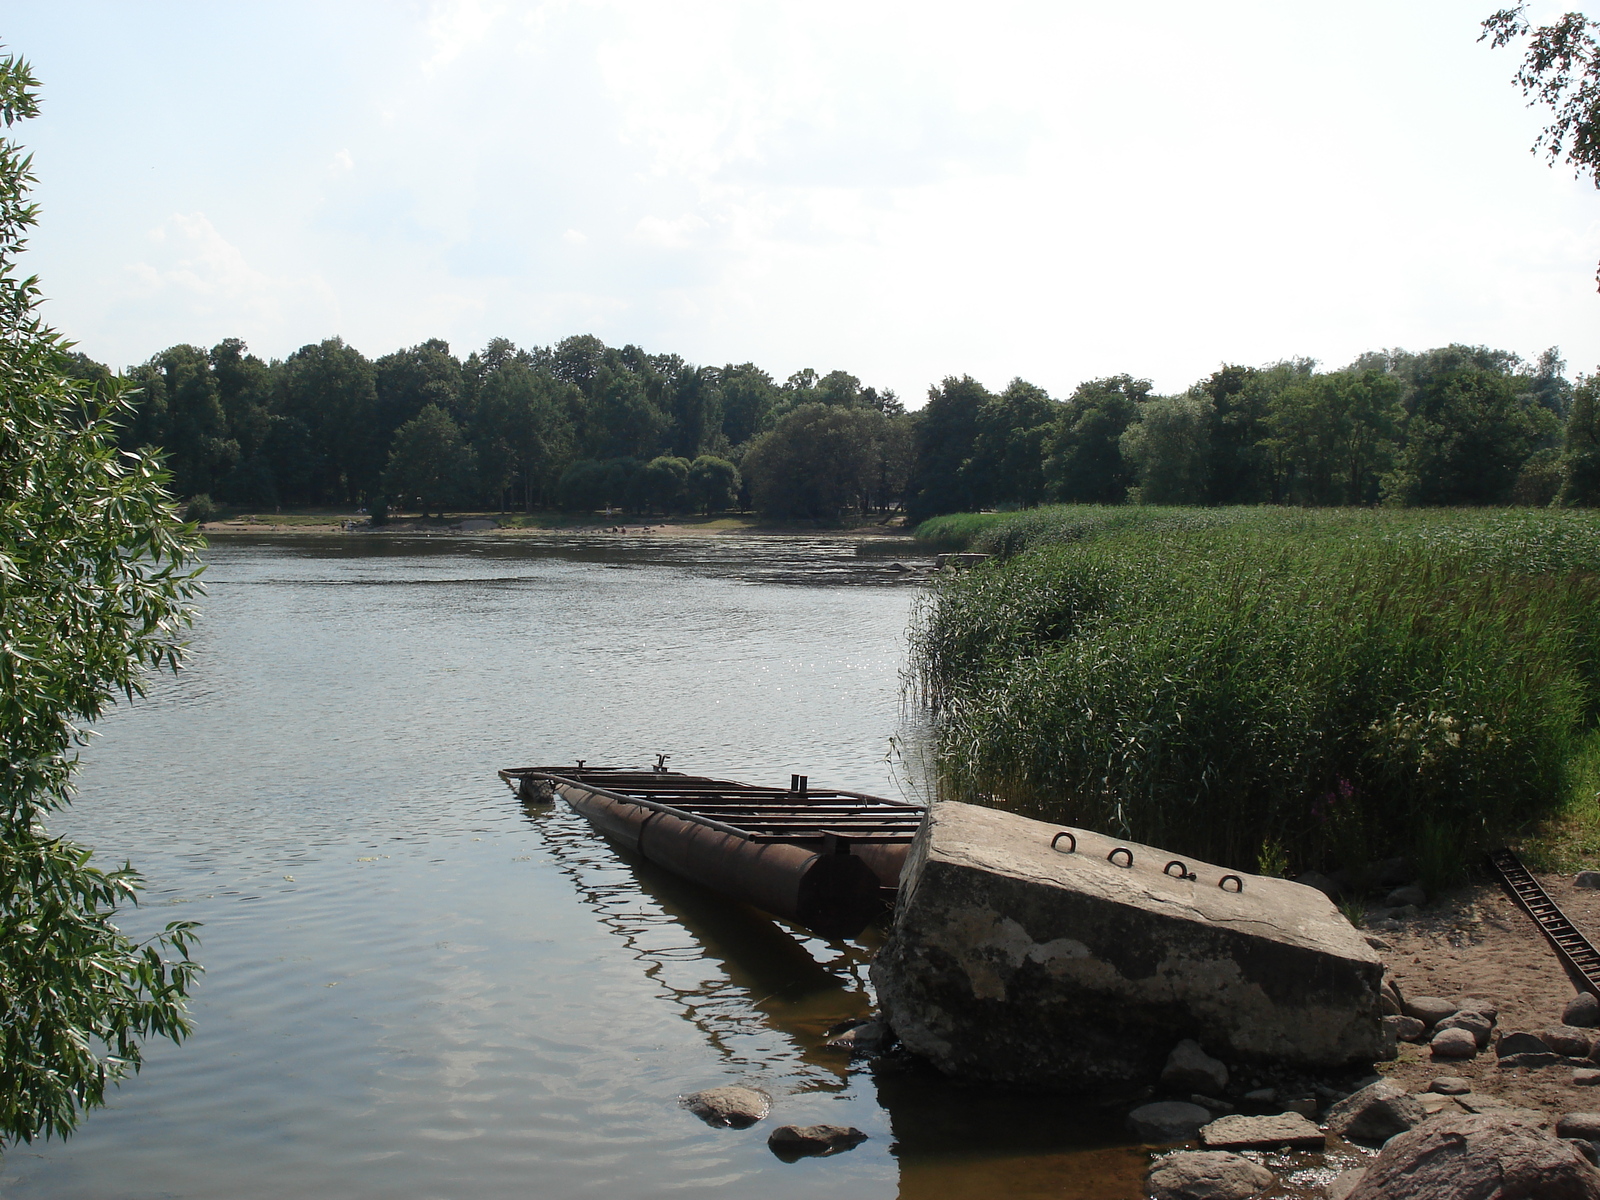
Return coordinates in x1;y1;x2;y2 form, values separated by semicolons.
911;506;1600;887
0;52;203;1142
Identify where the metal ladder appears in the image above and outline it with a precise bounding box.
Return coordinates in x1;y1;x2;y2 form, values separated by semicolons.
1488;846;1600;995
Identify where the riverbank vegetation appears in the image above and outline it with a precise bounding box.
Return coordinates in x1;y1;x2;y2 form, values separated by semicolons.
0;51;202;1142
909;506;1600;887
81;332;1600;526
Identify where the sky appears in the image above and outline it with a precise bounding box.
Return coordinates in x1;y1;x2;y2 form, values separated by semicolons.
3;0;1598;402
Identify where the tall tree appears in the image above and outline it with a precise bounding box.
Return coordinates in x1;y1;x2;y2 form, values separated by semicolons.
0;48;201;1143
1559;374;1600;505
1043;375;1149;504
906;375;991;522
743;404;885;518
277;338;380;504
125;345;239;501
1120;394;1214;504
1263;370;1403;505
1484;5;1600;286
471;358;576;512
964;378;1059;508
719;363;779;447
1383;348;1553;505
383;403;476;517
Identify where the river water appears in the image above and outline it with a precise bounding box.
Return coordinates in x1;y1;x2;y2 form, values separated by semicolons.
0;533;1148;1200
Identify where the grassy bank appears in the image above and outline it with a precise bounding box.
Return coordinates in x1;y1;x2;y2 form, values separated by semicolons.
909;506;1600;886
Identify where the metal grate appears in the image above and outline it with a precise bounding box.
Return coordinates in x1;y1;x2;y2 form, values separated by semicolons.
1487;846;1600;995
498;764;925;846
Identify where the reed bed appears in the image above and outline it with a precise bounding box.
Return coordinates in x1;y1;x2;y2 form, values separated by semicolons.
909;507;1600;885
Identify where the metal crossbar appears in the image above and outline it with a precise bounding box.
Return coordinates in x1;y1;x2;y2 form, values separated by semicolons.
1487;846;1600;996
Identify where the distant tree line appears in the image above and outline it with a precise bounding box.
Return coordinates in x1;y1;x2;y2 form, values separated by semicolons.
73;334;1600;520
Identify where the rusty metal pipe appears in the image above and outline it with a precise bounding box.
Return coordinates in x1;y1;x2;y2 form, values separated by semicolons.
556;780;883;937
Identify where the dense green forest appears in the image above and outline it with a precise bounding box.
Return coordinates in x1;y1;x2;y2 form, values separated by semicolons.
73;333;1600;520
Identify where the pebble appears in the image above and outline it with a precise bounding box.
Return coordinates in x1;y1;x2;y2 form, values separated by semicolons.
1404;996;1460;1026
1430;1027;1479;1059
1542;1026;1597;1058
1497;1031;1552;1057
1566;992;1600;1028
1574;1068;1600;1086
1242;1087;1276;1105
1557;1113;1600;1141
767;1124;867;1157
1385;1014;1427;1043
1575;871;1600;889
1430;1076;1473;1095
1435;1010;1495;1047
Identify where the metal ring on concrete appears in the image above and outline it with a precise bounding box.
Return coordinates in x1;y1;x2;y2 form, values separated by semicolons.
1219;874;1243;893
1051;831;1077;854
1107;847;1134;868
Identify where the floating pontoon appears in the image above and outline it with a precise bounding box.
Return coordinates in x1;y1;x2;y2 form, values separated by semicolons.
498;761;925;937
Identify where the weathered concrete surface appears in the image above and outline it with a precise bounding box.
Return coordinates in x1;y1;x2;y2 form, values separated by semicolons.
869;803;1384;1089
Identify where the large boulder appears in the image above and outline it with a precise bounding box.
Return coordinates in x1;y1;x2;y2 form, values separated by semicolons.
1344;1111;1600;1199
870;803;1385;1088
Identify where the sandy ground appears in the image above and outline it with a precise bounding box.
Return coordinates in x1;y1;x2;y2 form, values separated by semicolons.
1370;871;1600;1120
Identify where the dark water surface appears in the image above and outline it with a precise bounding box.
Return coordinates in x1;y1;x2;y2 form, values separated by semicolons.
0;533;1149;1200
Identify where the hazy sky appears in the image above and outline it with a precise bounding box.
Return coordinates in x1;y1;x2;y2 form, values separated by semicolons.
5;1;1597;401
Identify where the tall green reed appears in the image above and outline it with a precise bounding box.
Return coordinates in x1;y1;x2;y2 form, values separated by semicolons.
909;509;1600;878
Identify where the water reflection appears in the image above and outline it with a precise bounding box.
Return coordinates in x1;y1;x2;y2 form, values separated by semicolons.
1;533;1159;1200
525;799;871;1093
524;794;1160;1199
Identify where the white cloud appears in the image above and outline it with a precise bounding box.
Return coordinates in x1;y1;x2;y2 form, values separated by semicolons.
10;0;1599;393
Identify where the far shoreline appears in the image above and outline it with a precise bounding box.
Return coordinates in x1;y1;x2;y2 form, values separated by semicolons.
196;511;918;540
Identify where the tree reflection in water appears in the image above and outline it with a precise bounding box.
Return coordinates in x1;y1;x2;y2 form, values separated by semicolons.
524;796;1170;1200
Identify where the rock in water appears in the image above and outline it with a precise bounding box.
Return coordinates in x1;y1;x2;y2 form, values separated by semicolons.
1145;1151;1274;1200
1162;1039;1229;1094
1128;1101;1214;1144
1324;1080;1427;1144
679;1086;771;1128
766;1125;866;1158
1199;1112;1325;1150
1345;1112;1600;1199
868;803;1384;1088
